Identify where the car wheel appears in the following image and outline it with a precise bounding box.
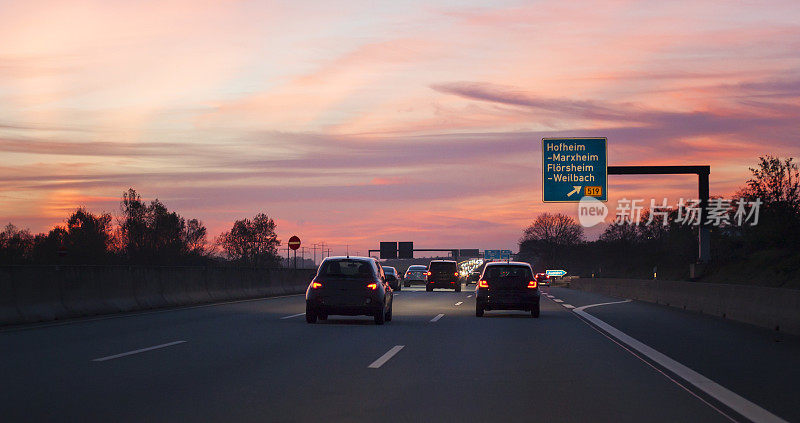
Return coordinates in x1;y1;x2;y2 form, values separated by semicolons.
374;309;385;325
318;314;328;321
455;284;461;292
385;305;392;322
476;305;484;317
426;286;432;292
306;305;317;324
404;282;410;287
396;284;401;292
532;303;540;318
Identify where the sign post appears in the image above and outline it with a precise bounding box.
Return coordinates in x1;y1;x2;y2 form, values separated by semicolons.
543;138;607;202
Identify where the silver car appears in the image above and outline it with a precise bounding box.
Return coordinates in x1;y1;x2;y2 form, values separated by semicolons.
403;265;428;287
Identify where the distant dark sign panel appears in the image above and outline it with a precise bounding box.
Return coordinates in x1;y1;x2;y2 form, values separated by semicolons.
459;249;480;258
380;242;398;259
399;242;413;259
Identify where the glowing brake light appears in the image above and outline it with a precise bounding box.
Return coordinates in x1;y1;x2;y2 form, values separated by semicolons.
426;271;431;276
311;282;323;289
478;280;489;288
366;283;377;290
527;280;537;289
454;272;459;276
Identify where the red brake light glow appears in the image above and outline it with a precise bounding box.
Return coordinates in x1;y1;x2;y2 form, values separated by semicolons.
478;280;489;288
527;280;537;289
426;271;431;276
454;272;459;276
311;282;322;289
366;283;377;290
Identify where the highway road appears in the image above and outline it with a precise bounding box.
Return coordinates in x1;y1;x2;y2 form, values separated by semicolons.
2;285;799;423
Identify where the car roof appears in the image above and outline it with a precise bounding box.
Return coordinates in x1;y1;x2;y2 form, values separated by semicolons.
484;261;531;268
382;266;396;270
429;260;457;263
323;256;375;263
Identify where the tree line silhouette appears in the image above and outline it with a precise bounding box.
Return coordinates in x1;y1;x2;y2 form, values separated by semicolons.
0;188;282;267
518;155;800;287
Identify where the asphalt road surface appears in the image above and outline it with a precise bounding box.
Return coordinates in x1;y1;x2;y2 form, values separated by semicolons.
2;285;798;423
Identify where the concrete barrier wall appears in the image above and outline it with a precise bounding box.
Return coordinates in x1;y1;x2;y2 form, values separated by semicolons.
0;266;316;326
569;278;800;336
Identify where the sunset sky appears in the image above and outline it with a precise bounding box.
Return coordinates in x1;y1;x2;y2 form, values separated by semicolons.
1;0;799;255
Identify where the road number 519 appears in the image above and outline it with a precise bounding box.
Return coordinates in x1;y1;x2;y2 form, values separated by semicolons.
585;186;602;196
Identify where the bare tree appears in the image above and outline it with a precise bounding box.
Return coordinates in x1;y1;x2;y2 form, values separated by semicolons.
521;213;584;245
519;213;583;269
216;213;281;266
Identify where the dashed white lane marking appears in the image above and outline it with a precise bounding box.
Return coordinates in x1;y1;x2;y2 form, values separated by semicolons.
93;340;186;362
553;299;563;303
563;304;575;309
574;300;788;423
455;302;463;306
368;345;404;369
430;313;444;322
280;313;306;319
467;295;473;298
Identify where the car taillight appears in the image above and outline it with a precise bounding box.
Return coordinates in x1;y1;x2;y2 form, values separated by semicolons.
454;272;459;276
528;280;537;289
367;283;377;290
311;282;323;289
426;271;431;276
478;280;488;288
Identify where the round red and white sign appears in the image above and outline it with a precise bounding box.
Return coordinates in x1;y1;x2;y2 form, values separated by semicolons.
288;235;301;250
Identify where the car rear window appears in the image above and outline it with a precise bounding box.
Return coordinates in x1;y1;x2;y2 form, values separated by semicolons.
484;266;532;280
429;262;457;272
320;260;375;278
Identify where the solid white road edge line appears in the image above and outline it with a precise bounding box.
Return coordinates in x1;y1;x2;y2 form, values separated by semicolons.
280;313;306;319
368;345;404;368
93;340;186;362
430;313;444;322
574;300;788;423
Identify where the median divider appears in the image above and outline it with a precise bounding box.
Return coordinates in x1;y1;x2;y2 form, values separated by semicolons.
0;265;317;327
570;278;800;336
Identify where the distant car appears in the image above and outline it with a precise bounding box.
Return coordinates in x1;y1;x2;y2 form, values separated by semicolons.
476;261;540;318
404;265;427;287
426;260;461;292
535;273;551;285
466;270;481;284
382;266;402;291
306;256;393;325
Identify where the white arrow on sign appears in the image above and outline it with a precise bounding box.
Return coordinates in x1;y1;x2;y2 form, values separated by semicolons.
567;186;581;197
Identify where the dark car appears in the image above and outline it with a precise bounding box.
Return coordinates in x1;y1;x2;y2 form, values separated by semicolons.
403;265;427;287
535;272;551;285
476;262;540;318
426;260;461;292
306;257;393;325
382;266;402;291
